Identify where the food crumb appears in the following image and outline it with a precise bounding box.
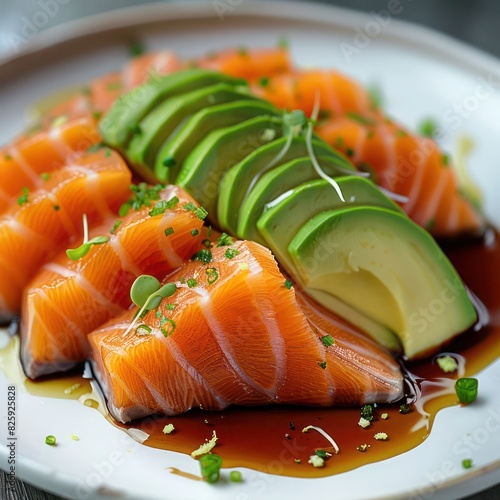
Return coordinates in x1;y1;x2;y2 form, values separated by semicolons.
70;434;80;441
374;432;389;441
436;355;459;373
294;459;301;464
191;430;218;457
308;455;325;468
357;444;369;452
358;417;371;429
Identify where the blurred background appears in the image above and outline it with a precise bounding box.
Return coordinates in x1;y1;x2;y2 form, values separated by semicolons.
1;0;500;60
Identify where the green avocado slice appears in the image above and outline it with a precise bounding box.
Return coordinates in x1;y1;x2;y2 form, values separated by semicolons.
154;100;280;183
126;83;257;180
100;69;246;150
217;136;355;234
237;156;355;244
288;206;477;359
257;176;402;278
176;115;283;221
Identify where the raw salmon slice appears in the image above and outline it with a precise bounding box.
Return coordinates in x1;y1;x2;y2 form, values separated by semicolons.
0;116;101;214
89;240;403;423
197;47;291;80
316;117;484;236
21;185;204;379
0;150;132;321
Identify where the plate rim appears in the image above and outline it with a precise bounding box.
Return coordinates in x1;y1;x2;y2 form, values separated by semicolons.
0;1;499;499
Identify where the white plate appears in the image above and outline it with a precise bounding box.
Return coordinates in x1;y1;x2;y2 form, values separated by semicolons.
1;2;500;499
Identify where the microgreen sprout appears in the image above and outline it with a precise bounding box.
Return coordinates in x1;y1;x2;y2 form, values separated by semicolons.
66;214;109;261
123;275;177;336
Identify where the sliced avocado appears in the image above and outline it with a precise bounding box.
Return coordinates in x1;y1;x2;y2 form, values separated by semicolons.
217;136;355;234
177;115;283;220
288;206;477;359
154;100;280;183
100;69;246;149
237;156;358;244
126;83;257;180
257;176;403;262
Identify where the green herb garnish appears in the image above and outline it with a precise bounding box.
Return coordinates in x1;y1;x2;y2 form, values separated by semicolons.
259;76;270;87
17;187;29;206
41;172;50;181
162;156;176;168
455;377;478;404
399;404;410;414
45;435;56;446
320;335;334;347
229;470;242;483
462;459;473;469
110;220;122;234
129;41;145;57
360;404;373;422
192;249;213;265
225;248;239;259
418;118;438;138
194;207;208;220
164;227;174;237
347;112;376;126
161;318;176;337
318;361;327;370
206;267;219;285
216;233;235;247
199;454;223;484
183;202;197;212
284;279;293;289
66;235;109;261
187;278;197;288
119;183;165;216
191;228;199;237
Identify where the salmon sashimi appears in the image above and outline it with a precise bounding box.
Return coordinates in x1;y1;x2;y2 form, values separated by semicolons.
0;116;101;214
196;47;291;80
21;185;204;379
0;150;132;321
122;51;185;90
252;69;374;117
316;117;484;236
89;240;403;423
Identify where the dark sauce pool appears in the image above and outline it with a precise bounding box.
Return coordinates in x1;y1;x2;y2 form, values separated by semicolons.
6;229;500;478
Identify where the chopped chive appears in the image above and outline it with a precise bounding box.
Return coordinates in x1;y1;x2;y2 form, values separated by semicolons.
53;205;60;211
230;470;242;483
207;226;212;238
17;187;29;206
129;40;145;57
164;227;174;237
191;228;199;237
206;267;219;285
462;459;473;469
199;453;223;484
318;361;327;369
191;249;213;265
149;196;179;217
45;435;56;446
418;118;438;138
367;84;383;110
346;147;354;157
442;154;449;166
162;156;176;168
360;404;373;422
314;449;328;458
216;233;235;247
110;220;122;234
165;303;176;311
194;207;208;220
92;111;102;120
202;239;212;249
183;202;197;212
135;324;152;336
347;112;376;126
187;278;197;288
395;129;408;137
119;183;165;216
225;248;239;259
399;404;410;414
104;148;112;157
161;318;176;337
259;76;270;87
41;172;50;181
87;142;105;153
455;377;478;404
284;279;293;289
320;335;335;347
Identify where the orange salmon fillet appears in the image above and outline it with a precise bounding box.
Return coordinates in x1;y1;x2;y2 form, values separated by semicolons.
21;185;204;379
0;116;101;214
89;240;403;423
0;150;131;320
